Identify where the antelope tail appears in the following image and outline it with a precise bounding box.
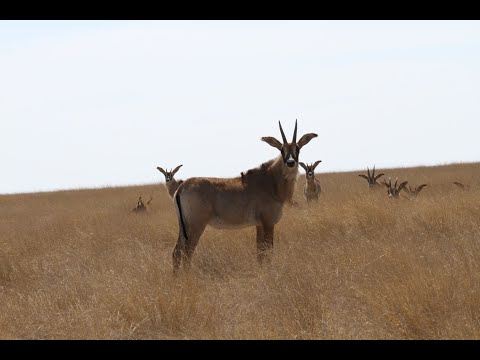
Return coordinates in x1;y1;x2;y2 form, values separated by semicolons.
175;192;188;242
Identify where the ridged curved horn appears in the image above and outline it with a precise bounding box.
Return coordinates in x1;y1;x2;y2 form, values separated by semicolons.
278;121;287;144
367;167;371;179
292;119;298;143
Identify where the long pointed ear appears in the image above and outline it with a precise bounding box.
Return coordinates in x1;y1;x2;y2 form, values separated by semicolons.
358;174;369;181
156;167;167;176
261;136;283;150
299;162;308;172
398;181;408;192
171;164;183;176
297;133;317;149
374;173;385;181
416;184;427;193
312;160;322;170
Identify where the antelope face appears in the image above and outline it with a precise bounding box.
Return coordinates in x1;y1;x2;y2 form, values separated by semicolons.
157;165;183;183
358;166;384;188
261;120;318;170
383;177;408;199
299;160;322;179
281;142;300;168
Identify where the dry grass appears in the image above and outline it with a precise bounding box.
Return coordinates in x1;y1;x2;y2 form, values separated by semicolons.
1;162;480;339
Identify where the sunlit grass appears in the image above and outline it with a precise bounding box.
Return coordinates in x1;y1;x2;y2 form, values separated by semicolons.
1;163;479;339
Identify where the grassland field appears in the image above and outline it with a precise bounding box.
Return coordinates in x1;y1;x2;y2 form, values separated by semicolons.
1;162;479;339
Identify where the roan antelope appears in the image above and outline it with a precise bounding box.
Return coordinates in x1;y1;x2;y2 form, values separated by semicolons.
171;120;317;271
131;196;153;212
299;161;322;202
358;166;385;188
157;165;184;198
382;177;408;198
404;184;428;198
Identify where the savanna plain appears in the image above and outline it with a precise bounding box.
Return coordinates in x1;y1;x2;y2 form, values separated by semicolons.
1;163;480;339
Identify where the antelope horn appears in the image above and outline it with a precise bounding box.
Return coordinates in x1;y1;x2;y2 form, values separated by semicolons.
292;119;298;143
372;165;375;178
279;121;288;144
367;167;371;179
394;178;398;188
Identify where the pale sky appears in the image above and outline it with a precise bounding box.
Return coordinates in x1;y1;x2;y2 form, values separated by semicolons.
1;20;480;194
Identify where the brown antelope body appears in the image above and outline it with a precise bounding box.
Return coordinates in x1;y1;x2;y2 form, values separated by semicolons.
157;165;184;198
299;161;322;202
358;166;385;189
172;120;317;271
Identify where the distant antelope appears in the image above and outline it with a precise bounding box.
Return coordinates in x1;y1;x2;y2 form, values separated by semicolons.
404;184;428;197
131;196;153;212
171;120;317;271
453;182;470;190
358;166;385;188
382;177;408;198
157;165;184;198
299;161;322;202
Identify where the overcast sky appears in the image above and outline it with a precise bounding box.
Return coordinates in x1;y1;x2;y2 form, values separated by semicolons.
1;20;479;194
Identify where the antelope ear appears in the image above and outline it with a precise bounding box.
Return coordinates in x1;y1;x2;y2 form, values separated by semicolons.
374;173;385;181
416;184;427;193
261;136;283;150
358;174;369;180
156;167;167;176
398;181;408;192
172;164;183;176
312;160;322;170
299;162;308;172
297;133;318;149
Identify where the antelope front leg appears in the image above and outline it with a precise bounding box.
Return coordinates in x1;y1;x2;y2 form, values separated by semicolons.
256;224;274;265
256;225;266;265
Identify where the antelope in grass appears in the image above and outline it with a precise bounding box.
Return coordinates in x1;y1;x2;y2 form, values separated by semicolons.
299;161;322;202
383;177;408;198
358;166;385;188
453;182;470;190
172;120;317;271
131;196;153;212
404;184;428;198
157;165;184;198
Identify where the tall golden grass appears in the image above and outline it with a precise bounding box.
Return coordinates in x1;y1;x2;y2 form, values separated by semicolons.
1;162;479;339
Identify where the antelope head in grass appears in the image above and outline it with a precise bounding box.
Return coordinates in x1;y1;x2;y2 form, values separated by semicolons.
358;165;385;189
404;184;428;198
157;165;184;198
383;177;408;199
131;196;153;212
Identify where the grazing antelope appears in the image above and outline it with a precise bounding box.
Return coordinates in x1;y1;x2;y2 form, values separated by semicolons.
131;196;153;212
299;161;322;202
358;166;385;188
171;120;317;271
404;184;428;197
453;181;469;190
157;165;184;198
382;177;408;198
